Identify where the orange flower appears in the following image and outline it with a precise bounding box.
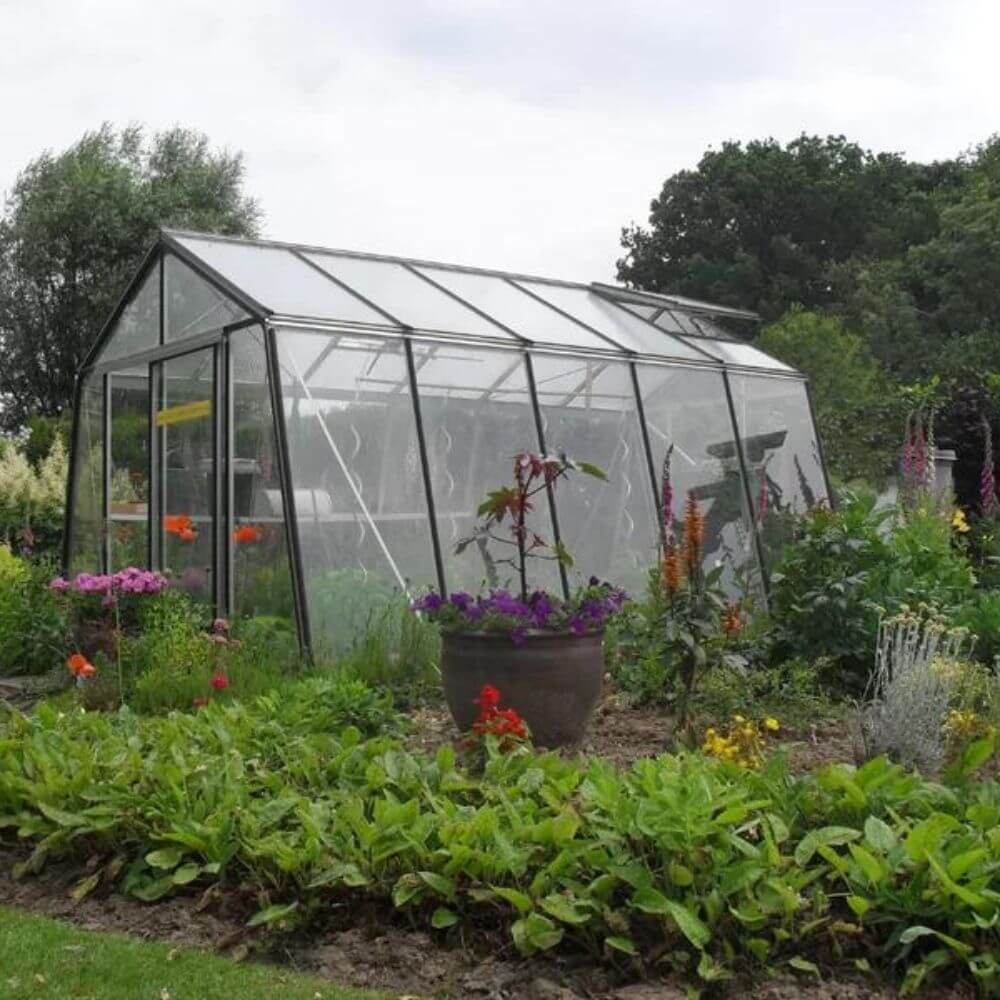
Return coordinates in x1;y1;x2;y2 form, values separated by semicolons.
722;601;742;635
66;653;97;678
232;524;264;544
661;540;682;595
681;491;705;573
164;514;196;538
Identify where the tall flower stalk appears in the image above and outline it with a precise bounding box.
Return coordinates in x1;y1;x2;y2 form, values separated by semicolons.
660;444;675;549
981;417;996;516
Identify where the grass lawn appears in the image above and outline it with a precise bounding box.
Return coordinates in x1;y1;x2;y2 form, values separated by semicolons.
0;907;386;1000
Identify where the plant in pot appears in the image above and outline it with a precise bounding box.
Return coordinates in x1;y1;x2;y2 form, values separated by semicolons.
411;452;626;748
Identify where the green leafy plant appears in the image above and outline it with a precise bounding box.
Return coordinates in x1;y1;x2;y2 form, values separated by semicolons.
0;549;69;675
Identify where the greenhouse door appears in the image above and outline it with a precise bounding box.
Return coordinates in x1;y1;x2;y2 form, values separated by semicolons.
152;346;220;607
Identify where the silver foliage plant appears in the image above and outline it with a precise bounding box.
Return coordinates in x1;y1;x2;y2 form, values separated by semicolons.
856;605;974;773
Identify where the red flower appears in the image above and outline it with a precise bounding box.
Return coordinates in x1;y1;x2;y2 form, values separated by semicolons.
66;653;97;679
192;697;209;708
210;673;230;691
233;524;264;544
475;684;501;712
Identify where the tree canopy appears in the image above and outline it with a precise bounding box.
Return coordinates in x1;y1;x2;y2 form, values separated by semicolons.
0;125;260;430
619;133;1000;496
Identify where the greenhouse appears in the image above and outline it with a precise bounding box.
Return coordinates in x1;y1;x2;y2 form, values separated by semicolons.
65;230;830;652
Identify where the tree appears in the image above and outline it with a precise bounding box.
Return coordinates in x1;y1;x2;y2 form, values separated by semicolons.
0;125;260;430
617;134;952;321
757;308;902;486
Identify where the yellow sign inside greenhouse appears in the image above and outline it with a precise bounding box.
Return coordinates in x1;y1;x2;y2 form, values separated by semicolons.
155;400;212;427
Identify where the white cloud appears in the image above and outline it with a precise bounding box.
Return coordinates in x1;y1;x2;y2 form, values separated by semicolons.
1;0;999;282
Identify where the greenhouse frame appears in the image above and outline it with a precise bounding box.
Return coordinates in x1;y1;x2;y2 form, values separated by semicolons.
64;229;830;652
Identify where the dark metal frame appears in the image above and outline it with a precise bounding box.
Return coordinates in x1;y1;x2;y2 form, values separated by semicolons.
64;231;835;654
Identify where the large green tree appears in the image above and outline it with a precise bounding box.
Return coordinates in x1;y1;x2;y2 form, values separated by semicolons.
617;134;960;322
0;125;260;430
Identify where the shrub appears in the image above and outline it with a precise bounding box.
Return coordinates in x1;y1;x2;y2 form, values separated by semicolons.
336;599;441;707
0;548;68;675
0;436;67;559
0;695;995;992
956;590;1000;665
857;607;975;772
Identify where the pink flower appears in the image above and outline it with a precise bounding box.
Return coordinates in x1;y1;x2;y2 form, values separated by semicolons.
49;576;69;592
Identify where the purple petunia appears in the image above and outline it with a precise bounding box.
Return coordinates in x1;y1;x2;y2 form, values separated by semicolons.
411;592;445;612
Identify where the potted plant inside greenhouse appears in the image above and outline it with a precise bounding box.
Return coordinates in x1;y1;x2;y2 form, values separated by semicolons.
411;451;626;747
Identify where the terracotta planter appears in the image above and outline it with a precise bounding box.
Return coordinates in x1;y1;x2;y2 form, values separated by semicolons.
441;630;604;748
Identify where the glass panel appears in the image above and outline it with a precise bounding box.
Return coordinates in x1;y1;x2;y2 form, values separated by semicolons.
518;281;712;362
305;253;518;341
109;365;149;570
648;307;688;334
229;327;294;622
686;334;795;372
165;254;249;342
94;264;159;364
415;267;617;352
158;348;215;601
68;372;104;573
622;303;662;321
274;329;436;655
414;344;562;595
729;374;829;568
173;236;392;326
531;354;657;596
636;364;760;596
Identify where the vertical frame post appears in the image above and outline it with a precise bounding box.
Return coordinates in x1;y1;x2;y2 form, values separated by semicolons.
263;324;312;656
804;380;835;509
212;342;225;618
629;362;662;536
146;362;157;570
722;370;770;605
102;372;112;574
405;337;447;596
61;373;84;574
525;352;570;600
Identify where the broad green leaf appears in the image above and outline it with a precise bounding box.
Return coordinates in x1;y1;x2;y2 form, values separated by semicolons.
37;804;87;829
631;886;670;915
418;871;455;899
71;873;100;902
668;863;694;887
697;951;731;981
848;843;885;885
431;907;459;929
794;826;861;866
247;901;299;928
540;894;590;926
664;900;710;949
172;864;201;885
788;956;820;976
145;847;185;870
491;886;533;915
605;936;637;956
863;815;896;854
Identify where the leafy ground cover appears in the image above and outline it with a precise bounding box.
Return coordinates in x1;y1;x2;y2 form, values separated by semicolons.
0;676;997;996
0;906;381;1000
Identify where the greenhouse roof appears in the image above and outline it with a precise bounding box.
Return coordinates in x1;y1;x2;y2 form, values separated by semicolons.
155;229;798;376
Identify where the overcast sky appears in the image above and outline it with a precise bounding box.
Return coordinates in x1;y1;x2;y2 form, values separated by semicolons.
2;0;998;281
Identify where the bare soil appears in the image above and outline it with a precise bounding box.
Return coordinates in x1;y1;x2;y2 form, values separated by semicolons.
407;690;857;775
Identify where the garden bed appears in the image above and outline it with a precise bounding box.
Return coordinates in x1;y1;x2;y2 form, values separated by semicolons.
0;849;972;999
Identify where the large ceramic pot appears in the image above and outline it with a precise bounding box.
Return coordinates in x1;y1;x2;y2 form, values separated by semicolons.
441;630;604;748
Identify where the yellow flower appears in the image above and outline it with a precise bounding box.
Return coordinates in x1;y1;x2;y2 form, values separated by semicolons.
952;509;970;533
764;718;780;732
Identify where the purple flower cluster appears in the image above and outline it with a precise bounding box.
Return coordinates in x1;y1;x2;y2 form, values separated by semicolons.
50;567;168;597
412;580;628;643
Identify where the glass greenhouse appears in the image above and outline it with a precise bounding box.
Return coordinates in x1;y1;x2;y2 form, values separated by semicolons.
65;230;830;652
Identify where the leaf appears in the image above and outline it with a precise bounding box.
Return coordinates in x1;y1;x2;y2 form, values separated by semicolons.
576;461;608;481
145;847;185;870
418;871;455;899
794;826;861;866
664;900;710;949
863;815;896;854
668;863;694;887
511;913;563;954
130;875;176;902
788;956;821;977
172;864;201;885
605;935;637;956
631;886;671;915
37;803;86;829
247;901;299;928
70;873;100;902
491;886;533;915
846;895;870;918
899;925;972;956
848;843;885;885
431;907;459;929
697;951;732;981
